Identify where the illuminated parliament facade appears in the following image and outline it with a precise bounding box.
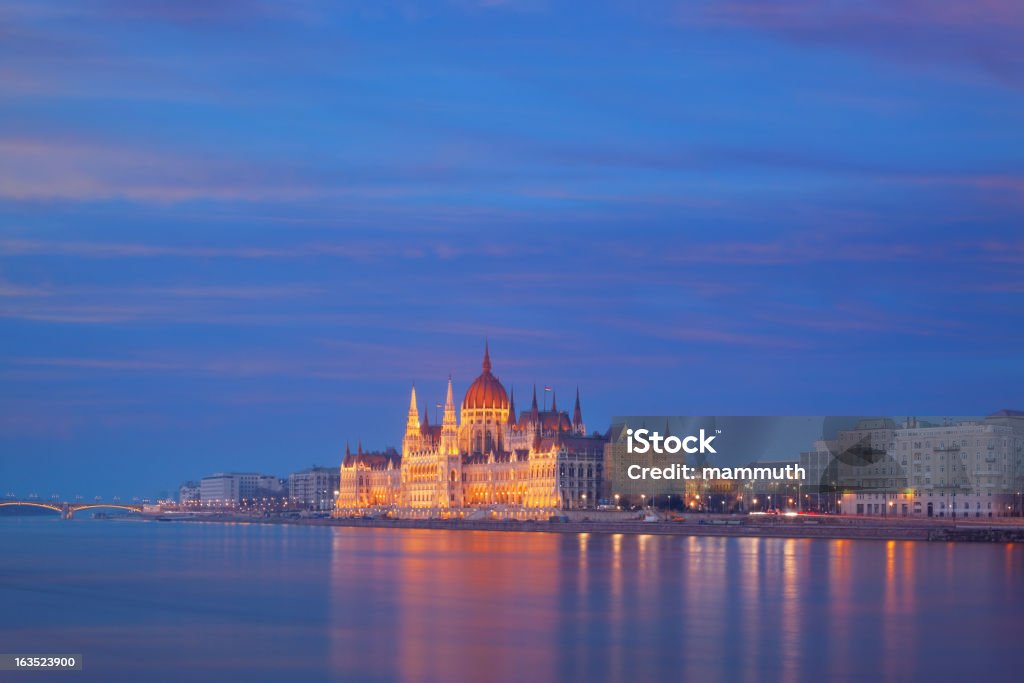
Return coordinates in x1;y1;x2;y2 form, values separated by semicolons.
335;344;607;516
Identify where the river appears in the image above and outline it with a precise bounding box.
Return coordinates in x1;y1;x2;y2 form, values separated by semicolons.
1;517;1022;682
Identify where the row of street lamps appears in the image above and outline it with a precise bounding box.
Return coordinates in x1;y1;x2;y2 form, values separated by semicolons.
3;493;148;503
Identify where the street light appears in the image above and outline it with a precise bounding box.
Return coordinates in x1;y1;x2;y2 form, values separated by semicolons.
614;493;620;509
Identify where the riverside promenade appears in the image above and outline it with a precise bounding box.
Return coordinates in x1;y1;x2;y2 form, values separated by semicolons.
157;511;1024;543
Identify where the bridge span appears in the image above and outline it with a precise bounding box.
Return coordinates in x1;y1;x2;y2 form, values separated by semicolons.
0;500;144;520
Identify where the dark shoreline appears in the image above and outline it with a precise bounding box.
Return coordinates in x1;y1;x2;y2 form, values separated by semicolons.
152;514;1024;543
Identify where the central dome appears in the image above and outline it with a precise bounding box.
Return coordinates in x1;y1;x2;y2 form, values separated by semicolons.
462;343;509;410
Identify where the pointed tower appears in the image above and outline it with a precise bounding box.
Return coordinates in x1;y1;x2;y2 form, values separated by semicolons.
530;384;539;421
441;375;459;455
507;387;517;427
420;402;431;438
573;387;584;434
406;384;420;433
403;384;421;456
439;373;462;508
551;390;558;414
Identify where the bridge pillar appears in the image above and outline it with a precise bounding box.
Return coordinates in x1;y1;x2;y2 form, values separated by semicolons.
62;503;72;520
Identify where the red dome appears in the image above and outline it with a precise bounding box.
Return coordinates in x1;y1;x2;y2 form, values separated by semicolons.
462;343;509;410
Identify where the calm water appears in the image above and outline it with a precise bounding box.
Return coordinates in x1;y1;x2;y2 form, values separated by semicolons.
1;518;1022;683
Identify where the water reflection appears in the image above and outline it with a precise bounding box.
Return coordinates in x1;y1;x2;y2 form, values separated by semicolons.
1;520;1022;683
325;530;1024;683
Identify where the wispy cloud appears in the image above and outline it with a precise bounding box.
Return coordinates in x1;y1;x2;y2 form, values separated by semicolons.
758;302;967;337
0;278;49;297
680;0;1024;89
0;236;545;261
0;136;427;203
978;240;1024;263
6;353;383;380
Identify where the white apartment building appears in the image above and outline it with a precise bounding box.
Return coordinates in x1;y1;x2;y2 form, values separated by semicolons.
200;472;270;506
178;481;200;506
288;467;340;512
838;413;1024;518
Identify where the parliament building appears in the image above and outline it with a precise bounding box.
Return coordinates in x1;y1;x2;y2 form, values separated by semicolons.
335;344;607;517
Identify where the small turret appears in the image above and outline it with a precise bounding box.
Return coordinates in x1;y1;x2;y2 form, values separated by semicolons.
441;375;459;455
573;387;584;433
406;384;420;434
421;403;431;436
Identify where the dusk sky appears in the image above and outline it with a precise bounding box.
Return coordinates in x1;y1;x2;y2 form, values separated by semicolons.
1;1;1023;500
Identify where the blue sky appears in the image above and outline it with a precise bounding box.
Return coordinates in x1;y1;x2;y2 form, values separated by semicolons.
1;1;1022;499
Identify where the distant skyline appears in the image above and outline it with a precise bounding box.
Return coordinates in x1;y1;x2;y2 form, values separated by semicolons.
1;1;1022;499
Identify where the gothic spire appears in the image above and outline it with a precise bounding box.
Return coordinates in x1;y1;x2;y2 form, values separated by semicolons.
406;383;420;433
573;386;583;430
507;387;517;426
482;338;492;374
443;375;456;424
441;374;458;454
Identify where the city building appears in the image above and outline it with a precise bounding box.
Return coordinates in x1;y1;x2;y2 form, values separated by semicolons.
602;422;702;511
837;413;1024;517
799;444;839;512
257;475;286;496
288;466;341;512
200;472;282;507
178;481;200;507
735;460;806;512
336;344;607;517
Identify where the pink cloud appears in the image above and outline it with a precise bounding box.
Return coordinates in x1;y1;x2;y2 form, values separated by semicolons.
635;236;943;266
661;326;808;349
978;241;1024;263
758;302;965;337
0;135;441;203
680;0;1024;88
0;278;50;297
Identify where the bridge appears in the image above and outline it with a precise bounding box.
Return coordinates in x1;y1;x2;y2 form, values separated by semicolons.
0;500;145;520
